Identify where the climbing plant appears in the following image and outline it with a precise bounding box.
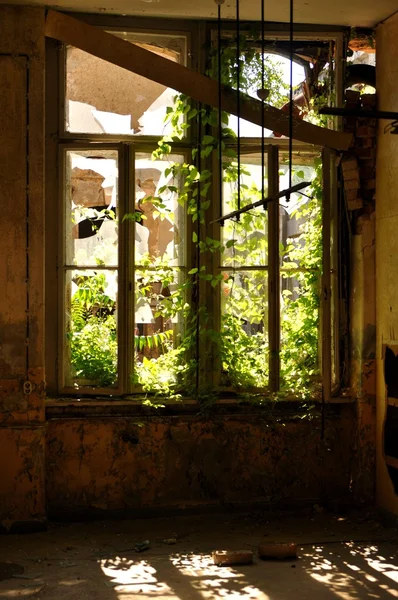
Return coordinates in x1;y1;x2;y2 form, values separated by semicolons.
125;39;323;401
68;35;324;403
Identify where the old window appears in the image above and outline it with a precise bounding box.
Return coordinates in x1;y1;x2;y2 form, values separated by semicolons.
47;21;341;401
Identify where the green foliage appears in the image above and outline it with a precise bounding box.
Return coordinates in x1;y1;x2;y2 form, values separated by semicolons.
68;34;325;404
220;313;269;389
70;315;117;387
208;41;289;109
68;272;118;386
279;162;323;397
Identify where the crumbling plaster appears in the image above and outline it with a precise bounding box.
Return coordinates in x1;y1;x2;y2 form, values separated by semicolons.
46;409;355;518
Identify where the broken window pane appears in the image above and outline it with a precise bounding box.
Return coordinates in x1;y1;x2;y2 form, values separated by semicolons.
279;157;321;269
134;153;185;266
132;152;187;393
65;149;118;267
279;155;322;394
221;153;268;267
65;32;186;136
133;267;185;391
220;153;269;389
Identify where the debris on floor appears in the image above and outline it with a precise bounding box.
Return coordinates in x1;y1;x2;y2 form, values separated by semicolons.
134;540;150;552
212;549;254;566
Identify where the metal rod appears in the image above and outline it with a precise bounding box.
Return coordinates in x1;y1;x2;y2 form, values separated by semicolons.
236;0;241;215
320;107;398;119
211;180;310;224
218;2;223;213
261;0;265;210
287;0;294;201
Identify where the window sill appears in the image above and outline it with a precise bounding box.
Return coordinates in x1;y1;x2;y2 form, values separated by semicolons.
45;395;354;419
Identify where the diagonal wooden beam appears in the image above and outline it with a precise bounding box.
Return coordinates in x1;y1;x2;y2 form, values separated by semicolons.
45;10;353;151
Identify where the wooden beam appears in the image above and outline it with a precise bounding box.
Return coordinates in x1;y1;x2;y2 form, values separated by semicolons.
45;10;353;151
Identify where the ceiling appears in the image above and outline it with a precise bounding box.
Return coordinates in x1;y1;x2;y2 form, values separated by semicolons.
2;0;397;27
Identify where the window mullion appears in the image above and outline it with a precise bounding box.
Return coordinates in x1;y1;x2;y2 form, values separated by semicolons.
268;145;280;393
119;142;133;394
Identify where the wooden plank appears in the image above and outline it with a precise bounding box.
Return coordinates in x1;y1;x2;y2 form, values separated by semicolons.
45;10;353;151
26;14;46;373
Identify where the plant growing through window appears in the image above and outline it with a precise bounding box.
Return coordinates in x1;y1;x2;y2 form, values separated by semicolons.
59;29;336;403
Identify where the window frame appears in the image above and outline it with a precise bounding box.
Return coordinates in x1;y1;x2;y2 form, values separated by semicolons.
46;18;343;401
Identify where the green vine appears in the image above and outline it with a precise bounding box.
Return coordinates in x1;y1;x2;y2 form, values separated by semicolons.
68;34;326;405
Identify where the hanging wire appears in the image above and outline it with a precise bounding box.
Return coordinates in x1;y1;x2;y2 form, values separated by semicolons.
195;104;202;393
230;219;237;361
261;0;265;209
217;0;223;220
236;0;241;217
287;0;294;202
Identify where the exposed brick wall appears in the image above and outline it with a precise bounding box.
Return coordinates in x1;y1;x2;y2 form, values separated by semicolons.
341;90;376;215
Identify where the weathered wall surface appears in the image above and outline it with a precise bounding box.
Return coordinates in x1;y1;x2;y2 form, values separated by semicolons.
46;408;355;517
349;215;376;503
338;88;377;504
0;6;378;527
0;6;46;531
376;11;398;516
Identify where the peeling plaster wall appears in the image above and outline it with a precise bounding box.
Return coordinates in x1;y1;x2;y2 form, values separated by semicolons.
0;6;376;527
376;11;398;517
349;214;376;503
0;6;46;530
46;409;355;517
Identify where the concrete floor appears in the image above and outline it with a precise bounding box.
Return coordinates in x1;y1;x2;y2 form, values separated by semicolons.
0;510;397;599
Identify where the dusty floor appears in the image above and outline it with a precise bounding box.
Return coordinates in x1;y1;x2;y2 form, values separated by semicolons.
0;510;397;599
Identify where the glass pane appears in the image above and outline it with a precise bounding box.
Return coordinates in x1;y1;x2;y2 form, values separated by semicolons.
134;153;185;266
279;154;322;395
65;150;118;267
280;272;321;394
222;153;268;267
279;157;321;270
220;270;268;389
64;269;118;388
133;268;187;393
223;52;304;138
65;33;186;136
216;36;337;136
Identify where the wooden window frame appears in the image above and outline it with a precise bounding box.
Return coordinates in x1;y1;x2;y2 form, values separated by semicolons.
45;17;341;401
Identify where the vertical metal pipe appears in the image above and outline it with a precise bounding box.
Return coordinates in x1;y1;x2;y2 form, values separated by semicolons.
261;0;265;205
287;0;294;201
236;0;241;215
